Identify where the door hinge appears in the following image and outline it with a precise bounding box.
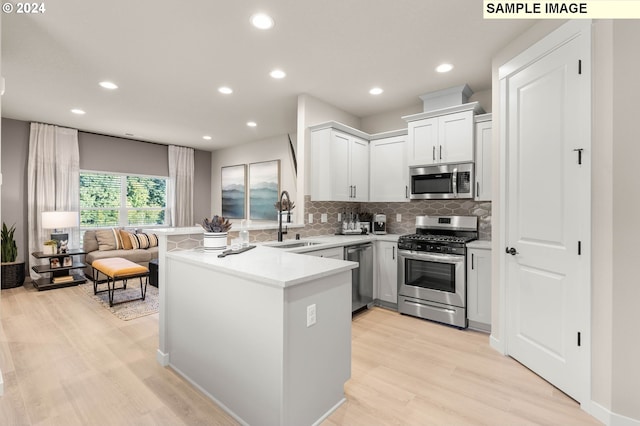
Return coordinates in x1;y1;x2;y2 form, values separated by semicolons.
578;241;582;255
578;59;582;75
577;332;581;347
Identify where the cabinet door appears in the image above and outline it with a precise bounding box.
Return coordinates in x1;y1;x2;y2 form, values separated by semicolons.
407;117;438;166
349;136;369;201
467;247;492;331
330;131;351;201
304;247;344;260
439;110;474;163
370;136;408;202
376;241;398;305
475;119;493;201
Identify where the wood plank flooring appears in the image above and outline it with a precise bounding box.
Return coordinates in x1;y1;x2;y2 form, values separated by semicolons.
0;282;600;425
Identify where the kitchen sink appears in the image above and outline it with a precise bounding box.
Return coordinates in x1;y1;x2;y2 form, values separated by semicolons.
263;240;323;249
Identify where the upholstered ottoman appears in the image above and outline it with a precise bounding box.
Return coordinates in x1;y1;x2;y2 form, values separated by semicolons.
92;257;149;307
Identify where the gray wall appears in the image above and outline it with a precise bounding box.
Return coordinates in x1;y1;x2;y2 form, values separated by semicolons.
0;118;212;261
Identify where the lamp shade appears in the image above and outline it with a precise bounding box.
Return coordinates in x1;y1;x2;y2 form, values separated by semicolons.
41;211;79;229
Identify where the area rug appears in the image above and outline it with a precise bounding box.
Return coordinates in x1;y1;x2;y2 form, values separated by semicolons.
81;281;159;321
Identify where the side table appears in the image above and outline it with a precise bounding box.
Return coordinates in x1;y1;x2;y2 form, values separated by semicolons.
31;249;87;291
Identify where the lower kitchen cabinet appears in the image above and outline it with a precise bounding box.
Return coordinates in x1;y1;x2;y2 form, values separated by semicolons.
467;245;492;332
375;240;398;309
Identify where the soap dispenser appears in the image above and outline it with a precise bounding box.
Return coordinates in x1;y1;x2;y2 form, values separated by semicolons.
239;220;249;248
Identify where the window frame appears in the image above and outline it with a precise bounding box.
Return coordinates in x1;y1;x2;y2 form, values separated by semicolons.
79;169;169;229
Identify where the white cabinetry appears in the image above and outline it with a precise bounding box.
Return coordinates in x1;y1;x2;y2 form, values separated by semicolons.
467;243;492;332
403;102;483;167
310;123;369;202
375;240;398;308
369;133;409;202
475;114;493;201
304;246;344;260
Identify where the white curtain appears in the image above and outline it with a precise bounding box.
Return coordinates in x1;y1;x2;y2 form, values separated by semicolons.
168;145;194;227
27;123;80;278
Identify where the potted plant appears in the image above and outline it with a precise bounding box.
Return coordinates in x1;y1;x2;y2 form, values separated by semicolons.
1;222;26;289
274;199;295;223
202;215;232;251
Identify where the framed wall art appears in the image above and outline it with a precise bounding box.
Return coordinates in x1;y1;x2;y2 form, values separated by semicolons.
221;164;246;219
249;160;280;221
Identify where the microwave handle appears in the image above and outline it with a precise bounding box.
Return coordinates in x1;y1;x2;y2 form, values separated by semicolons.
452;167;458;197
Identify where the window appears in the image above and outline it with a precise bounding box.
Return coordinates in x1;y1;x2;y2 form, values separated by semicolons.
80;171;167;228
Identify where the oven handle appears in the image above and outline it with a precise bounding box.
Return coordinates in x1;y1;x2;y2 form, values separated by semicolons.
398;250;464;264
452;167;458;198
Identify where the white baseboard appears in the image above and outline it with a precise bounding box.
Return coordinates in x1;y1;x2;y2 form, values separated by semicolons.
588;401;640;426
489;334;505;354
156;349;169;367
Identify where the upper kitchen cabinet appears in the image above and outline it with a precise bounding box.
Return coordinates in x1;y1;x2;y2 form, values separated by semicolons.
403;102;484;167
369;130;409;202
475;113;493;201
310;122;369;202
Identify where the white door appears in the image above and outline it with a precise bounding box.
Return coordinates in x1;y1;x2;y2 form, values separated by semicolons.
502;22;590;403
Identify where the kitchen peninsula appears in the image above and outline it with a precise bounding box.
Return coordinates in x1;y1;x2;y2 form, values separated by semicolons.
152;228;357;426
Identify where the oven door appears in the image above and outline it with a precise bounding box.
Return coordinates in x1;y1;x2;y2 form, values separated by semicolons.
397;250;466;308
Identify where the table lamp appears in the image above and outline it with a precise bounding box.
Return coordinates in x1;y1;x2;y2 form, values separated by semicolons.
42;211;78;253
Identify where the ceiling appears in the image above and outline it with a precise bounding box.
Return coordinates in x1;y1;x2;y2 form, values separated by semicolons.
1;1;536;151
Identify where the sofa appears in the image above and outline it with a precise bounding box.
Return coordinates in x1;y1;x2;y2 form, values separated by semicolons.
83;228;159;281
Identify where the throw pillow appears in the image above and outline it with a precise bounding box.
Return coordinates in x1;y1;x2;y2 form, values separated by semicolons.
129;232;158;249
95;228;122;251
119;229;134;250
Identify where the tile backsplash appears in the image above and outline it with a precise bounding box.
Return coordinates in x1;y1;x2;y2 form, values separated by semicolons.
304;196;492;240
228;196;492;242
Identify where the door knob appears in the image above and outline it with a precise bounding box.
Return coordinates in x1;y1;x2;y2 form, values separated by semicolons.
505;247;518;256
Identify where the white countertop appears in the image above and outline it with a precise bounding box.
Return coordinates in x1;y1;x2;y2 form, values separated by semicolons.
467;240;492;250
166;245;358;288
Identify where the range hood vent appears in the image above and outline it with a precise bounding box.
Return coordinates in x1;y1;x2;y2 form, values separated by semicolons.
419;84;473;112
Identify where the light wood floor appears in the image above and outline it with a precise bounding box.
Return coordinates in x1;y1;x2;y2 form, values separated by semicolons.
0;282;600;425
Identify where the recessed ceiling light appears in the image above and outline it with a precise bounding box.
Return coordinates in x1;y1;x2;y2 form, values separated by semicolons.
203;135;212;140
218;86;233;94
71;109;86;115
99;81;118;90
436;63;454;73
250;13;274;30
369;87;383;95
247;121;257;127
270;69;286;79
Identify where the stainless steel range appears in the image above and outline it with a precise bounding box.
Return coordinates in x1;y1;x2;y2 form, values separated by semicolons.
397;215;478;328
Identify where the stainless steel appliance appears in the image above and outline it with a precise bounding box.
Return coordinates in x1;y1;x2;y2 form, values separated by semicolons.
373;214;387;234
409;162;474;200
397;215;478;328
345;243;373;312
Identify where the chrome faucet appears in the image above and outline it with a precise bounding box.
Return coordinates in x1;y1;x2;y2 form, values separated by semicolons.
277;190;290;242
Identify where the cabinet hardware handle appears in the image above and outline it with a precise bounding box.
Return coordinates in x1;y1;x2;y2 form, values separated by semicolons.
476;182;480;196
354;185;357;198
471;253;474;270
405;185;409;199
432;146;435;161
393;246;395;260
439;145;442;160
573;148;583;165
349;185;353;198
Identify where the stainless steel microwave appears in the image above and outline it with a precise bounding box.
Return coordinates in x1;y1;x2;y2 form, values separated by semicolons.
409;162;474;200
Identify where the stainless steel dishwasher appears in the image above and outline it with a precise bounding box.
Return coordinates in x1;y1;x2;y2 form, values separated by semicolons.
345;243;374;313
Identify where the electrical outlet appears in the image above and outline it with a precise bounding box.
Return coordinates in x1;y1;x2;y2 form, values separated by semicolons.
396;213;402;222
306;304;316;327
308;213;313;223
321;213;327;223
338;213;342;221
